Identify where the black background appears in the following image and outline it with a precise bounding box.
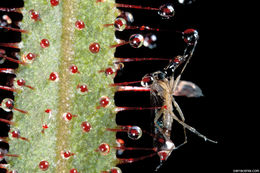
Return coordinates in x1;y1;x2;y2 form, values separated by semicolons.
0;0;258;173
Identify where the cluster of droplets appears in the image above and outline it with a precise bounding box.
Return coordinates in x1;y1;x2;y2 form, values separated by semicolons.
105;0;201;171
0;0;200;172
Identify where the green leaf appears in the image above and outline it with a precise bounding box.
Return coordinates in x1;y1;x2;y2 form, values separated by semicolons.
8;0;119;172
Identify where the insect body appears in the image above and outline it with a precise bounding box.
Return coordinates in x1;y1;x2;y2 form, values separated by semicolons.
141;30;218;171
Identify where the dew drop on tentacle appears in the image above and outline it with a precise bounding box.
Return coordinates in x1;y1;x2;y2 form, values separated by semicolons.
39;160;49;171
45;109;51;114
0;14;12;29
105;67;114;75
70;64;79;74
10;130;20;139
50;0;59;6
0;98;14;112
63;112;77;121
109;167;122;173
42;124;48;129
29;9;40;21
61;150;75;159
118;12;134;24
70;169;78;173
0;98;28;114
75;20;85;30
77;84;88;94
89;42;100;53
116;139;125;155
99;96;110;108
141;74;154;87
183;29;199;45
144;33;157;49
13;78;34;90
158;4;175;19
9;129;29;141
81;121;91;132
2;15;12;24
114;17;127;31
40;39;50;48
98;143;110;155
127;126;142;140
22;52;37;64
49;72;59;81
129;34;144;48
16;79;25;87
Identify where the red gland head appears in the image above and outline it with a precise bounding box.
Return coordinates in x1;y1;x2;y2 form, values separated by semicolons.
98;143;110;155
39;160;49;171
50;0;59;6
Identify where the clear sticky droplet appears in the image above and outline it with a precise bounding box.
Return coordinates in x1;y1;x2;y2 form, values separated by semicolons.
116;139;125;155
118;12;134;24
129;34;144;48
0;98;14;112
158;4;175;19
127;126;142;140
109;167;122;173
114;17;127;31
13;78;25;89
141;74;154;87
144;34;157;49
183;29;199;45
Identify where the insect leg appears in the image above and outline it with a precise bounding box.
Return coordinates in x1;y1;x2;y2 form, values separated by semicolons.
172;99;188;149
169;111;218;144
172;42;198;92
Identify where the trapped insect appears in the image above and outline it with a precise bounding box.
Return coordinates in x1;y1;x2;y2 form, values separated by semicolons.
140;29;218;171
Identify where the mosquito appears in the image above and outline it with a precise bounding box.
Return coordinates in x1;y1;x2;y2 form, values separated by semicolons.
140;29;218;171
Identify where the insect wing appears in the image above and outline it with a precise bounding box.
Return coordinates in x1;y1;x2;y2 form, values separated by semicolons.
173;80;203;97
